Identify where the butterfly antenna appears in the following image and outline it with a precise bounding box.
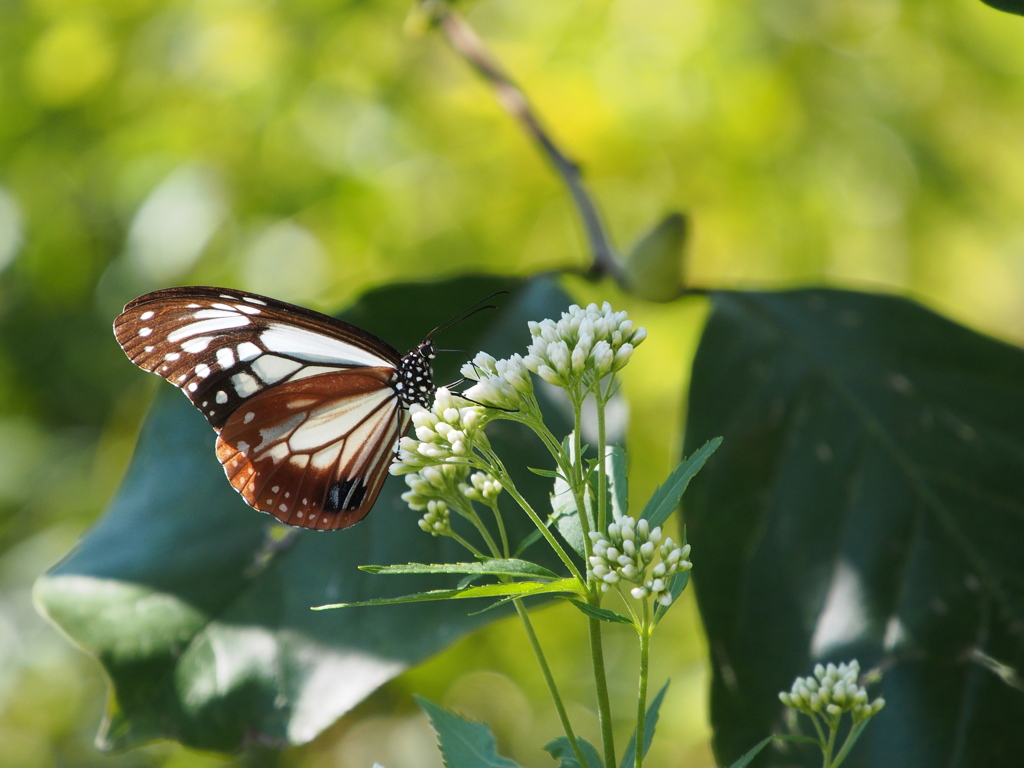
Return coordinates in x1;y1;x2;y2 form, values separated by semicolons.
426;290;510;339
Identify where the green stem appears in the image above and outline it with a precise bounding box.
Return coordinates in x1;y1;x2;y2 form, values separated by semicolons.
499;468;585;583
831;720;870;768
454;499;502;558
635;600;651;768
595;385;608;533
488;499;510;557
822;717;839;768
571;394;594;559
450;530;487;558
513;599;591;768
589;613;616;768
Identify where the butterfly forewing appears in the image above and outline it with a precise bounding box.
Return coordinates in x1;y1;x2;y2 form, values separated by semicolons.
114;287;402;429
114;286;425;530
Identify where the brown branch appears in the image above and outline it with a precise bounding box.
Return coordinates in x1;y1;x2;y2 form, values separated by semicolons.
427;3;625;283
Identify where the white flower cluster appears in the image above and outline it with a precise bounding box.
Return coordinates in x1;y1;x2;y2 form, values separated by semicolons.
459;471;503;503
418;499;451;536
779;661;885;722
400;463;467;535
390;388;486;475
524;302;647;389
587;517;691;606
460;352;534;410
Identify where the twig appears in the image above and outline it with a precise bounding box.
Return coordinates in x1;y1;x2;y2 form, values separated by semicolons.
427;2;626;283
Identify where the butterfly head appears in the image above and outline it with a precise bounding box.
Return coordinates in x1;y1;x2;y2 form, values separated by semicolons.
395;339;437;409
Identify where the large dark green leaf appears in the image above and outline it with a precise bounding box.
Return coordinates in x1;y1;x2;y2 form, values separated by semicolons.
683;289;1024;767
978;0;1024;16
34;275;576;752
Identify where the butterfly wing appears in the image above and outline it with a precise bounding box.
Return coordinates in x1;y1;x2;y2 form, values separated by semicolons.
216;368;411;530
114;286;409;530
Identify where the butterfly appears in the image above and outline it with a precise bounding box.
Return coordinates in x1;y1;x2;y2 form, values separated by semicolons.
114;286;440;531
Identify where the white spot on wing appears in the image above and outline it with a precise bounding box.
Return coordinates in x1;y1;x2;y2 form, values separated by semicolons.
235;304;260;315
237;440;249;453
140;311;155;320
266;443;289;464
167;315;249;342
188;382;198;392
194;309;239;320
237;342;261;361
252;355;303;384
216;390;228;404
232;372;260;397
181;336;214;353
139;327;152;337
243;296;267;306
216;347;236;369
195;363;211;378
261;323;391;367
164;352;180;361
244;412;255;424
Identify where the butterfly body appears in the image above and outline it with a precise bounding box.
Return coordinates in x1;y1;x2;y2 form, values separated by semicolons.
114;286;437;530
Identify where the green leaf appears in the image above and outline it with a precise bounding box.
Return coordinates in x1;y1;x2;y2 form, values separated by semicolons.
652;570;690;624
417;697;522;768
625;212;688;302
639;437;721;530
567;599;635;626
314;577;582;609
618;680;669;768
978;0;1024;16
725;736;774;768
543;736;605;768
684;288;1024;766
528;466;563;479
360;559;561;580
34;275;578;752
606;445;628;520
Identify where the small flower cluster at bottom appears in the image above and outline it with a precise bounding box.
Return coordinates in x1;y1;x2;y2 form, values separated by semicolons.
779;660;885;723
588;517;691;606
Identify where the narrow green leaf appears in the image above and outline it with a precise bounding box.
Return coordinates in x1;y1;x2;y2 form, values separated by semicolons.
360;559;560;580
543;736;605;768
652;570;690;624
313;577;583;609
513;526;546;557
528;466;563;479
606;445;628;520
725;736;774;768
567;599;635;626
640;437;722;529
416;696;522;768
618;680;670;768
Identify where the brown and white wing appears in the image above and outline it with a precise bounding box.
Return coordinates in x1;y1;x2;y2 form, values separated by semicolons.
113;286;411;529
215;368;411;530
114;286;401;430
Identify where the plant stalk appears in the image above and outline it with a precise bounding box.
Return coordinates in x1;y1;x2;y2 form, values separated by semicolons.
635;600;652;768
514;599;591;768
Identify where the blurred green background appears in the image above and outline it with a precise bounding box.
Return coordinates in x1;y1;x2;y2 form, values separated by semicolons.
1;0;1023;765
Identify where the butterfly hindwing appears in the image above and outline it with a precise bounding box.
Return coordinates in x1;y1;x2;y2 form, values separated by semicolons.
113;286;427;531
215;369;407;530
